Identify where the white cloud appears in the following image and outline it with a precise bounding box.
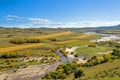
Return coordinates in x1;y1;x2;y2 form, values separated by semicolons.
2;15;120;28
4;15;24;21
28;18;50;23
15;21;120;28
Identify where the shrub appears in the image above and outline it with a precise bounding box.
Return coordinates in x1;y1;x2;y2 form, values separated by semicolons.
103;54;112;61
49;38;57;41
74;68;84;78
10;38;41;44
112;49;120;57
43;62;84;79
0;52;26;58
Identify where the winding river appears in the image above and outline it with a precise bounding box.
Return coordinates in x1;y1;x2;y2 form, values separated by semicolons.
29;49;74;80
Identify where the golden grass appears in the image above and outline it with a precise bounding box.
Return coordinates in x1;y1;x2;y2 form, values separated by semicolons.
73;34;94;39
0;32;72;53
32;31;72;39
53;34;94;45
53;40;77;45
0;32;95;53
0;43;45;53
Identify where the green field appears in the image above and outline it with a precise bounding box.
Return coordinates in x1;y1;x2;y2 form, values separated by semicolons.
0;28;102;72
76;46;114;58
65;59;120;80
0;28;120;80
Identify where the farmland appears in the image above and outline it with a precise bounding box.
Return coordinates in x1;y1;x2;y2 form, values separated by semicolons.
1;0;120;80
0;28;120;80
0;43;44;53
0;31;97;53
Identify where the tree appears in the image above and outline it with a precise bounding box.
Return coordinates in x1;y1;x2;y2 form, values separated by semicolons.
112;49;120;57
64;63;73;75
74;68;84;78
91;56;97;59
103;54;112;61
97;57;105;64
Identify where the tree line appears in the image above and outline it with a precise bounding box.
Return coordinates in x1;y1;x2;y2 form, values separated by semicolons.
0;51;30;58
42;62;84;79
10;38;41;44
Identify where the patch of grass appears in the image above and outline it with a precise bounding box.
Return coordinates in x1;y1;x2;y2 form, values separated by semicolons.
82;59;120;79
76;46;114;58
65;59;120;80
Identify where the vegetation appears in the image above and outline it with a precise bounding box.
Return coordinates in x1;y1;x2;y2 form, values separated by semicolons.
10;38;41;44
0;51;23;58
83;53;112;67
0;28;120;80
42;62;84;79
86;65;120;80
112;48;120;58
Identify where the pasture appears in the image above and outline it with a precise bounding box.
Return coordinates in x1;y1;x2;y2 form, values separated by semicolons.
76;46;114;58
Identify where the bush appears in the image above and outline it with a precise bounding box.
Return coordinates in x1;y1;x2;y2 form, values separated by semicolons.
10;38;41;44
49;38;57;41
43;62;84;79
112;49;120;57
74;68;84;78
10;38;26;44
0;52;25;58
103;54;112;61
83;54;112;67
88;44;96;47
75;53;79;57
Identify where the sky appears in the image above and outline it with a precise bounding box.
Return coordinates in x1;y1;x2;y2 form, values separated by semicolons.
0;0;120;28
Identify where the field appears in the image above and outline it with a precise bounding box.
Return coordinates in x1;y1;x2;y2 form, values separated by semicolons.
0;28;120;80
76;46;114;58
0;30;100;53
32;31;72;39
0;31;72;53
83;59;120;80
65;59;120;80
0;43;44;53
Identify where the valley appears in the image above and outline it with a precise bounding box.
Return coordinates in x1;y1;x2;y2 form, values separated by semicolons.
0;28;120;80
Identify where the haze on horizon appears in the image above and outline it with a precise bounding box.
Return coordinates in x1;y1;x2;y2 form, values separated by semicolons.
0;0;120;28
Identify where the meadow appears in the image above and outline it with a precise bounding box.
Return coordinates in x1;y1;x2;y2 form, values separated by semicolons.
1;28;120;80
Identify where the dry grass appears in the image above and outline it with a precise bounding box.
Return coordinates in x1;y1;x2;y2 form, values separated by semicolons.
73;34;94;39
53;34;94;45
0;33;95;53
32;31;72;39
0;32;72;53
53;40;77;45
0;43;45;53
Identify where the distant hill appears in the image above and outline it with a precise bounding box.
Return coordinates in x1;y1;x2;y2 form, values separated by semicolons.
0;26;4;28
66;24;120;34
0;24;120;34
108;24;120;29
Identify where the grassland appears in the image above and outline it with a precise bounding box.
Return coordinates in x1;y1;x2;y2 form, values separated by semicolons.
0;43;45;53
0;31;72;53
65;59;120;80
0;31;100;53
0;29;102;72
76;46;114;58
73;34;94;39
0;28;120;80
32;31;72;39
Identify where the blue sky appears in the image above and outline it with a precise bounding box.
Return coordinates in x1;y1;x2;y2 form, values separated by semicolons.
0;0;120;28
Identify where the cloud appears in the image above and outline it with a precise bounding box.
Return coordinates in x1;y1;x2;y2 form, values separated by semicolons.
2;15;120;28
4;15;24;21
28;18;50;23
14;21;120;28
